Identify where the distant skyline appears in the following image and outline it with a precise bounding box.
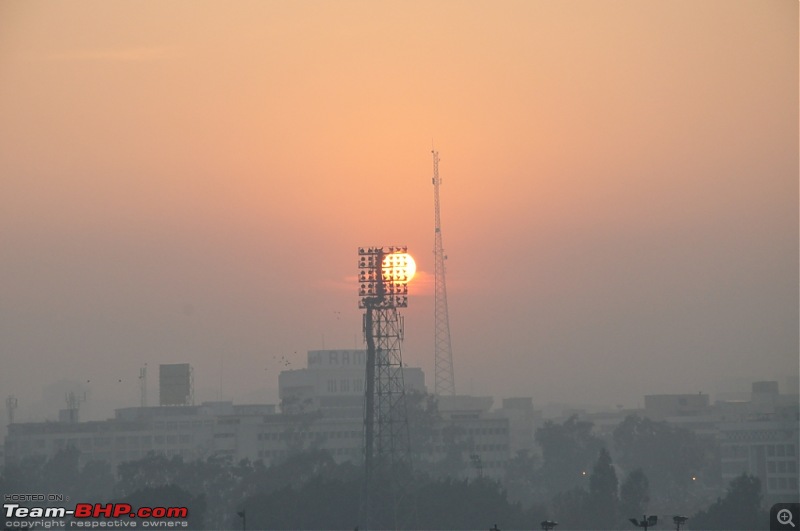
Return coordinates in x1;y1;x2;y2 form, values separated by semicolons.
1;1;797;422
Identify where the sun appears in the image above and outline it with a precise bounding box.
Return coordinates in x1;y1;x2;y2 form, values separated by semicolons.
382;252;416;284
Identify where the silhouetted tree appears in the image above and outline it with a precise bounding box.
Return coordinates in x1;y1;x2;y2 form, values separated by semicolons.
613;415;713;506
690;473;767;530
551;487;592;530
619;468;650;525
245;470;527;530
0;454;47;493
40;445;81;494
588;448;618;529
1;447;114;507
426;423;470;478
407;391;442;463
113;484;206;530
77;459;116;501
503;449;542;507
114;453;248;529
536;415;603;496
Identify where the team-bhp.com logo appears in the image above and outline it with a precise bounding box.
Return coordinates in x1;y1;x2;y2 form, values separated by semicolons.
5;503;189;528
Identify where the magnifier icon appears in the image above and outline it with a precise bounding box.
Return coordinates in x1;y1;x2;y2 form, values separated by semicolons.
778;508;795;528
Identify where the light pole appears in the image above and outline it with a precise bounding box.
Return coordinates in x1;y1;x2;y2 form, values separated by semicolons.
673;515;688;530
540;520;558;530
629;515;658;530
236;510;246;531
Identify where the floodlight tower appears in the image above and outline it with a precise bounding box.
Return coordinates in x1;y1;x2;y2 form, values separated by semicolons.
432;151;456;396
359;246;413;528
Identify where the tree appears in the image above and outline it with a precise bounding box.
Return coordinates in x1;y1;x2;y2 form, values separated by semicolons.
690;473;767;530
114;453;248;530
551;487;592;530
427;423;470;478
612;415;713;506
406;391;442;463
588;448;619;529
503;449;542;507
1;447;114;509
113;485;206;530
536;415;603;496
619;468;650;525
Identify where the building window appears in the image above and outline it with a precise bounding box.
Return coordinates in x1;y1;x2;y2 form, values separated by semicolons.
340;379;350;393
769;461;776;473
789;461;797;473
778;461;787;473
327;380;337;393
777;445;786;457
354;379;363;393
788;445;796;457
329;352;338;364
342;352;350;364
768;445;775;457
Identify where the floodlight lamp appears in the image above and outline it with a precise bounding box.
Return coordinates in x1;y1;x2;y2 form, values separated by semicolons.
357;245;412;308
381;252;416;284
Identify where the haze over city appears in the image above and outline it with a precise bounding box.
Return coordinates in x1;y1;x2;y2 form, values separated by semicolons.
1;1;797;423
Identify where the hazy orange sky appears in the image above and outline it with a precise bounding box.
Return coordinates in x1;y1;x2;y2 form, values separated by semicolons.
1;1;797;420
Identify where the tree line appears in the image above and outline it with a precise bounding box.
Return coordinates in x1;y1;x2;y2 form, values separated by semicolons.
0;409;770;529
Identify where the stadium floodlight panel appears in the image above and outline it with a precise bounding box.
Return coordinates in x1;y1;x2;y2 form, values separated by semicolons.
358;245;410;308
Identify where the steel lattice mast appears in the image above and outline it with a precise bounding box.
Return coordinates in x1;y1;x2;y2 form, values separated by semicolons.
358;246;412;529
432;151;456;396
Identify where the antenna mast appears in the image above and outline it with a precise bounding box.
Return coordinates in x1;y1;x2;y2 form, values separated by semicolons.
139;364;148;408
432;151;456;396
6;395;18;425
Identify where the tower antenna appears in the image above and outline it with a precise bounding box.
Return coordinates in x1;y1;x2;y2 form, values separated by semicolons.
432;150;456;396
139;364;148;408
5;395;18;425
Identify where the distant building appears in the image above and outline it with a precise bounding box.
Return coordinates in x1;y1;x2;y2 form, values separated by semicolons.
715;381;799;422
279;349;425;417
498;397;539;456
277;351;510;477
715;381;799;506
5;401;274;470
4;352;512;478
644;393;711;421
431;395;511;476
159;363;193;406
718;418;799;506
